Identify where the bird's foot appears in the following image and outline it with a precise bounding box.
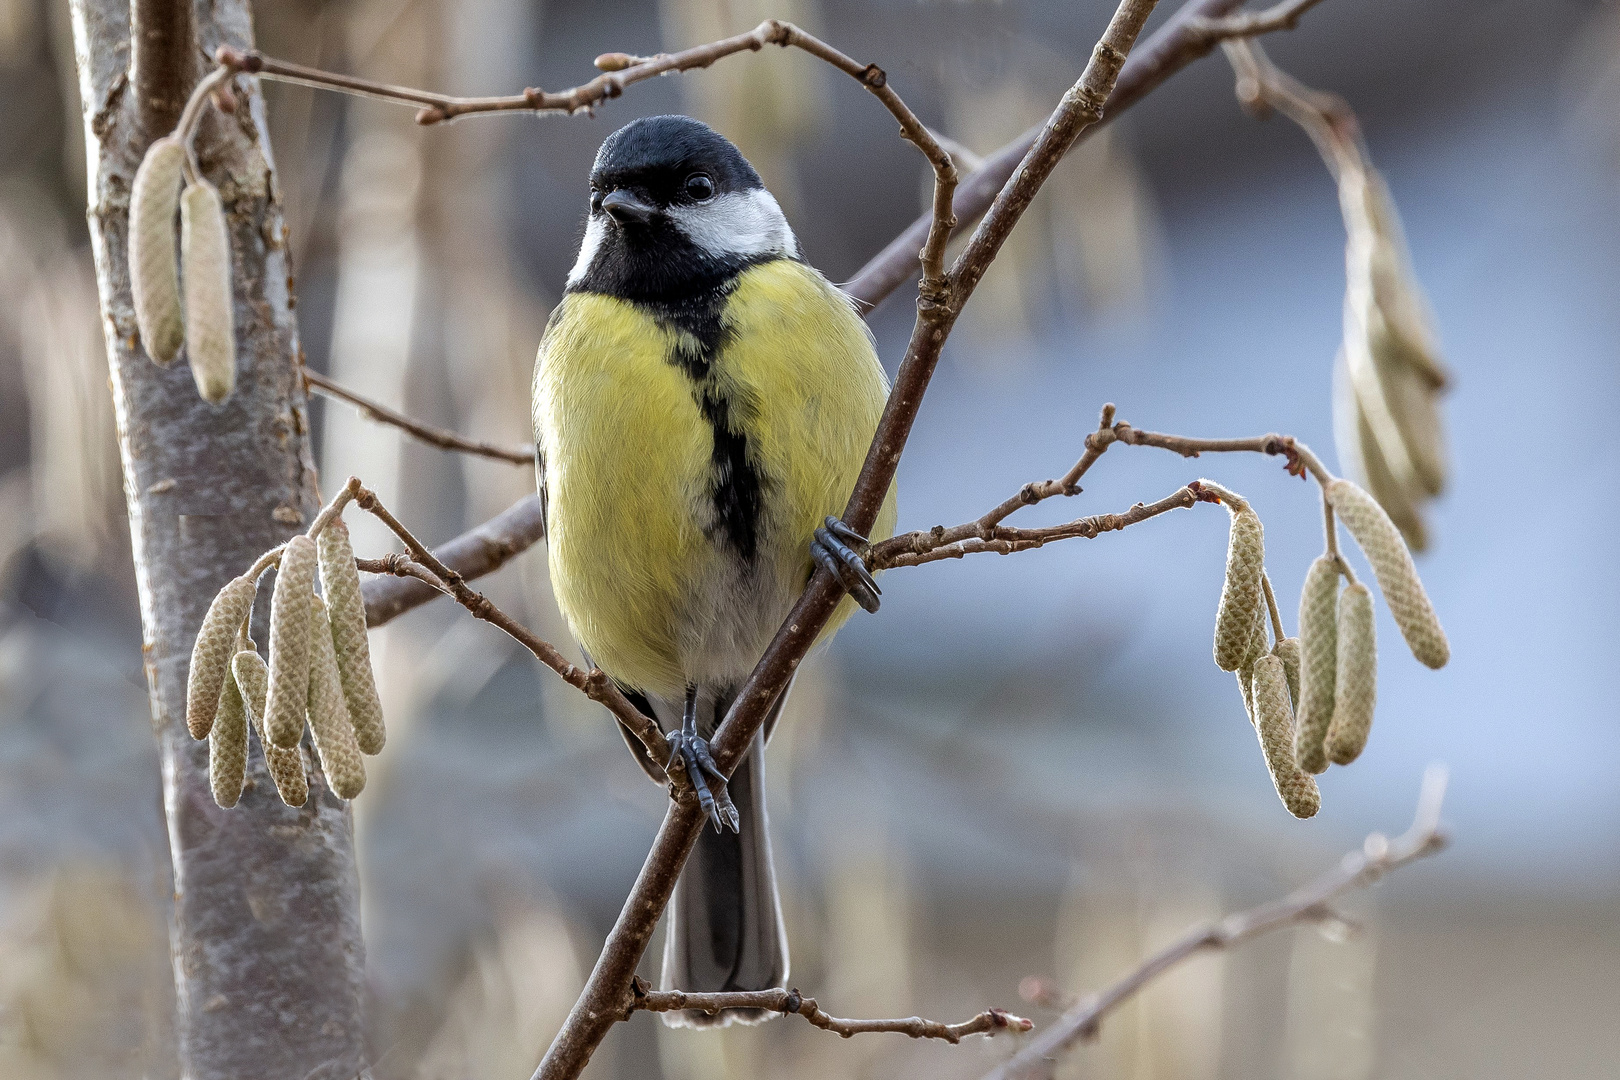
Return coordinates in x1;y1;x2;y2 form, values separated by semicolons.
811;516;881;613
666;729;740;833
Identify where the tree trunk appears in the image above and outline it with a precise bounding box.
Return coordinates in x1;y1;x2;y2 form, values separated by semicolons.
69;1;370;1077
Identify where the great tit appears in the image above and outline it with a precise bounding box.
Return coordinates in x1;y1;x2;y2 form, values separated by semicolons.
533;115;897;1027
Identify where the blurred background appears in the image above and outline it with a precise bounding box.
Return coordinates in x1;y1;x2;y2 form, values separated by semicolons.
1;0;1617;1076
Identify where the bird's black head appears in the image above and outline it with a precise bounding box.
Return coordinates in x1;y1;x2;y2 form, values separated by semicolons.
566;116;799;303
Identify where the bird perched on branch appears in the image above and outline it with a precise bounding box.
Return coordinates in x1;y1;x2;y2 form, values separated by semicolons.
533;115;896;1027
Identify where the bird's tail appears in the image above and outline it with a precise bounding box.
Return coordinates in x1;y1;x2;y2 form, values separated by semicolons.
659;696;789;1028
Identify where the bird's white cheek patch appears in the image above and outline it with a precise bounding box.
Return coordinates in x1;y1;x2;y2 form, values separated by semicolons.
669;190;799;261
567;215;607;287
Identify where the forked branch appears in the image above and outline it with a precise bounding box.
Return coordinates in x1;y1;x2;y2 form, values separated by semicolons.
628;981;1033;1043
983;766;1450;1080
345;482;668;764
303;368;536;466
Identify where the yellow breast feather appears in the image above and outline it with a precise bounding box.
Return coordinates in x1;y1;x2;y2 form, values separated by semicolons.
535;293;715;697
712;261;897;637
534;260;897;698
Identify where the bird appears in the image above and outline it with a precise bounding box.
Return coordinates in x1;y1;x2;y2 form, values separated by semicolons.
532;114;897;1027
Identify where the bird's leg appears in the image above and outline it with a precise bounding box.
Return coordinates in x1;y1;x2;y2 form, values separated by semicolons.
666;684;740;833
811;516;881;613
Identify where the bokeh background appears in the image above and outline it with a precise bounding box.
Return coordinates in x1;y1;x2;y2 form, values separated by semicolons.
2;0;1617;1076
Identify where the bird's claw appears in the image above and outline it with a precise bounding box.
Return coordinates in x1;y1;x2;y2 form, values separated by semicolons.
667;729;740;833
812;516;881;613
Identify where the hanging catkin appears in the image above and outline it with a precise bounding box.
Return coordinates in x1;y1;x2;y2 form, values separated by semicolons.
1273;637;1301;712
180;179;236;403
307;595;366;799
1327;582;1377;765
232;648;307;807
185;574;256;740
129;136;186;365
1295;555;1341;774
318;518;386;754
1213;503;1266;672
1251;656;1320;818
1326;479;1448;669
265;535;316;749
208;654;249;808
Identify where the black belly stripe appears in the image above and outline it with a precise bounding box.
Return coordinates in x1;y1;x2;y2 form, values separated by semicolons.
633;273;770;563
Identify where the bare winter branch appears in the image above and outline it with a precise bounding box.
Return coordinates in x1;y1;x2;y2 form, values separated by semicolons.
983;767;1450;1080
303;367;536;465
628;980;1033;1043
361;495;545;628
1184;0;1330;42
347;482;668;765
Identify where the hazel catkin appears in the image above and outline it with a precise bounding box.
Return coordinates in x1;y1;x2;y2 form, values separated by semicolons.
1295;556;1341;775
318;518;386;755
180;179;235;403
1251;655;1320;818
208;653;249;808
1326;582;1377;766
265;535;316;750
232;648;307;807
307;595;366;800
1326;479;1449;669
130;136;186;365
1213;505;1266;672
1273;636;1301;712
185;574;256;740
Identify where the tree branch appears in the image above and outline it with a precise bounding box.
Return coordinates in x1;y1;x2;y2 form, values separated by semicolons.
1184;0;1330;41
302;367;536;465
347;482;668;765
531;6;1163;1078
871;485;1206;570
130;0;195;135
984;766;1450;1080
627;981;1033;1043
361;495;546;628
844;0;1255;308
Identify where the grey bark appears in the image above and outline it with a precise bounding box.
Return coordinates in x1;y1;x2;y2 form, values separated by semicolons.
69;1;370;1077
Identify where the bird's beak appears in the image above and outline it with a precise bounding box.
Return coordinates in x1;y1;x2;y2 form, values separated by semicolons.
601;189;657;225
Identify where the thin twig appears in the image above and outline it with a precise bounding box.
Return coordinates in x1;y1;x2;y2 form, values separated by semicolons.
871;486;1205;570
302;367;536;466
1261;571;1285;642
1223;38;1360;176
361;495;545;628
216;22;958;286
1185;0;1330;41
347;482;668;765
306;475;362;539
981;766;1450;1080
627;980;1033;1043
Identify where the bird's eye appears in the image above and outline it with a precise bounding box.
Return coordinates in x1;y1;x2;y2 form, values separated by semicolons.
589;189;604;213
684;173;715;201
